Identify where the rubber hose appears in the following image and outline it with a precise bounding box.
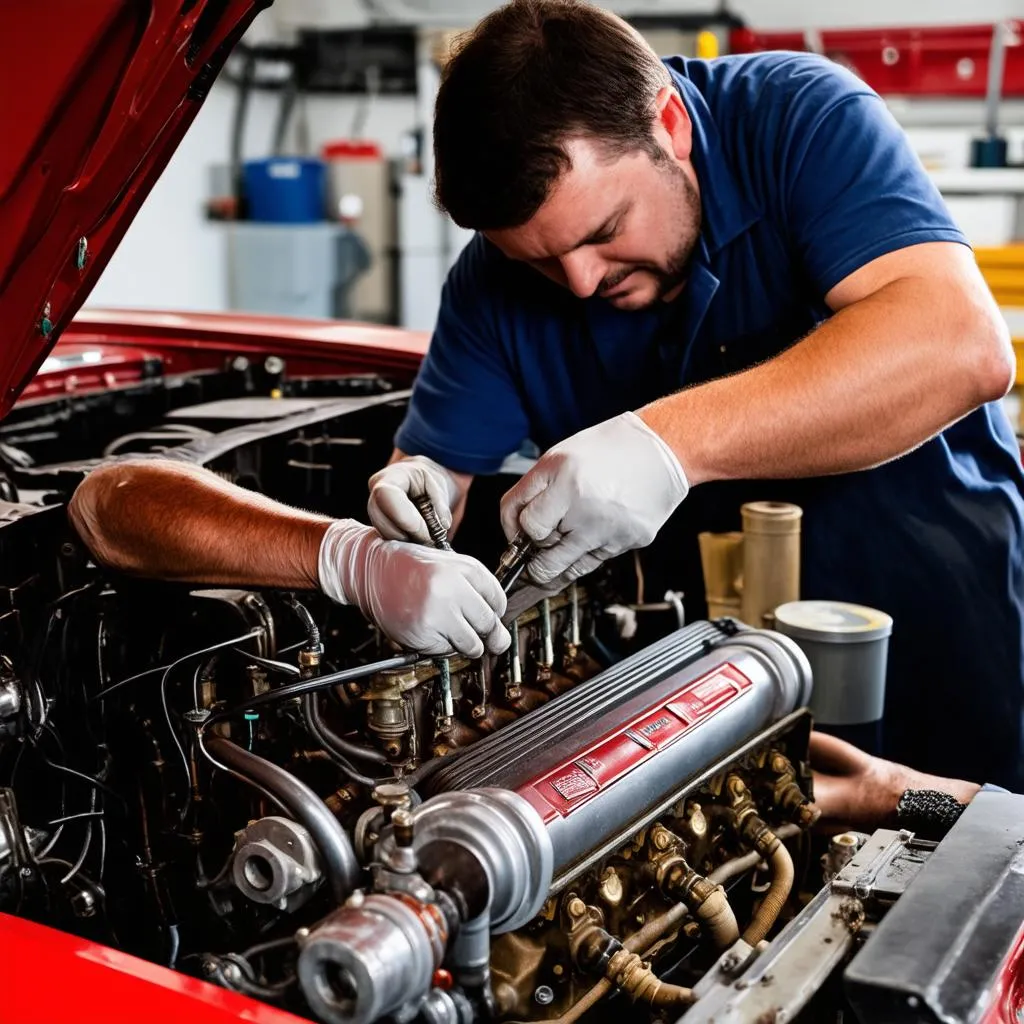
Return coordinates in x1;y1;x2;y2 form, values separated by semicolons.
695;884;740;949
304;692;387;767
741;840;795;946
301;695;381;788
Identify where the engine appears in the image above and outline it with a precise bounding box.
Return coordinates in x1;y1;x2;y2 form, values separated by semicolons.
0;365;1021;1024
288;620;814;1024
0;545;817;1024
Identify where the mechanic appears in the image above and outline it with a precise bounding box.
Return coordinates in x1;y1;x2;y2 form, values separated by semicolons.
368;0;1024;788
67;459;510;660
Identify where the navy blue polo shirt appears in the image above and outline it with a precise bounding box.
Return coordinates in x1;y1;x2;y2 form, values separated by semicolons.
396;53;1024;789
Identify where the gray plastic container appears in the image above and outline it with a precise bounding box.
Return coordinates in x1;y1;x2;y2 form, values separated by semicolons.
773;600;893;726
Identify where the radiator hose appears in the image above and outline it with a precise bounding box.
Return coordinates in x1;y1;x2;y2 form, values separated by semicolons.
740;826;794;946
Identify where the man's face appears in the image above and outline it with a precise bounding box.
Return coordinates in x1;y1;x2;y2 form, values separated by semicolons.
486;134;701;311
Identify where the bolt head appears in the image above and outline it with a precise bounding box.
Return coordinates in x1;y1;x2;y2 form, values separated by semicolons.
534;986;555;1006
567;897;586;918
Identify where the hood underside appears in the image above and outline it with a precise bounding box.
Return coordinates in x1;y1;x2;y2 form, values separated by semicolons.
0;0;269;420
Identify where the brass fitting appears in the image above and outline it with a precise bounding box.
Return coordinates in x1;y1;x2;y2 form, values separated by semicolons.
741;814;780;858
298;647;321;671
649;823;740;950
605;949;695;1010
756;750;820;829
657;856;740;950
566;900;613;973
597;867;625;908
724;773;759;833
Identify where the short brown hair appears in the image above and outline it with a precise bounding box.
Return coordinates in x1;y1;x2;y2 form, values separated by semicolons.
433;0;670;230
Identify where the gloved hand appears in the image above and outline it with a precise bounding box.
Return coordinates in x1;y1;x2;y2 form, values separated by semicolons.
367;456;460;545
500;411;689;587
318;520;510;658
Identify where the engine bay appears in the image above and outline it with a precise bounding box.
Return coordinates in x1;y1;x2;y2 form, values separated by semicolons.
0;355;1021;1024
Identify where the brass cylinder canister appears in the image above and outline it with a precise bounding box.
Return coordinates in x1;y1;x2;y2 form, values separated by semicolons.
740;502;802;629
698;531;744;620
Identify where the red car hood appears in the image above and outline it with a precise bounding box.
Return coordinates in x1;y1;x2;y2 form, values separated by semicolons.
0;0;269;420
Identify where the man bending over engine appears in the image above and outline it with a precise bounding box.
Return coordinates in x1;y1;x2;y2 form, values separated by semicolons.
367;0;1024;788
68;459;510;660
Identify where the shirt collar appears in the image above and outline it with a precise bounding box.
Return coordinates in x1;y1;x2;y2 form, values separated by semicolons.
667;64;761;258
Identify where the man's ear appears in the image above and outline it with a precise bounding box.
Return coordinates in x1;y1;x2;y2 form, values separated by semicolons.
655;85;693;163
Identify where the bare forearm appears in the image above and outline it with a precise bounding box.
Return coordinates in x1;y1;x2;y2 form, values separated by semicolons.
811;732;980;833
640;272;1012;487
68;459;331;588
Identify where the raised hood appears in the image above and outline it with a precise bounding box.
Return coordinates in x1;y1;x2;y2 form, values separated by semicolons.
0;0;270;419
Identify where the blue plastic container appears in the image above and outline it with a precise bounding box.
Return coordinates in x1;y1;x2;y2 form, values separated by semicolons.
243;157;326;223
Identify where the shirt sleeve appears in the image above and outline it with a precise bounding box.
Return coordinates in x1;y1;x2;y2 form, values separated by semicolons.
771;57;968;296
394;237;531;475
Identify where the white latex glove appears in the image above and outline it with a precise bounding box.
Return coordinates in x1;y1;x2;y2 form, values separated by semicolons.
318;520;510;658
500;411;689;588
367;456;460;544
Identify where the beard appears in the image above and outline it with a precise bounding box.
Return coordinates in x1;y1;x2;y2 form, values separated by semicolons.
599;161;701;308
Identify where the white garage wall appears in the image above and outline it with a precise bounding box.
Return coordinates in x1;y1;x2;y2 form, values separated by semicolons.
86;84;420;312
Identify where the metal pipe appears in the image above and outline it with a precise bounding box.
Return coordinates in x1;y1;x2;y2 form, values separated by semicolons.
569;584;580;648
233;649;301;677
985;22;1011;138
539;598;554;669
435;657;455;723
204;737;360;901
508;619;522;697
226;653;420;715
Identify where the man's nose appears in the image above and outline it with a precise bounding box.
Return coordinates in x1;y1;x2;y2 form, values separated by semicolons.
560;250;605;299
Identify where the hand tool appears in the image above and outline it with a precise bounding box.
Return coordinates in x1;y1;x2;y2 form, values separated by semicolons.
412;495;453;551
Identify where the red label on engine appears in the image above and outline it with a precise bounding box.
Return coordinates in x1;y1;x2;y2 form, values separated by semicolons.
520;662;752;821
669;671;745;722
